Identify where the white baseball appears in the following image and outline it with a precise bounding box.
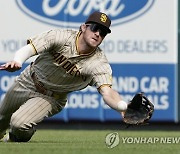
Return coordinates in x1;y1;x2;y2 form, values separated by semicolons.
117;100;127;112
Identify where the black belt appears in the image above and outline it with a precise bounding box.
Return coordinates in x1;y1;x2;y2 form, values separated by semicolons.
31;72;52;95
30;61;67;100
31;72;60;98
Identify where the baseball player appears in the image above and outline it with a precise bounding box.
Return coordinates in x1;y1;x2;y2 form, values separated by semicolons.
0;11;127;142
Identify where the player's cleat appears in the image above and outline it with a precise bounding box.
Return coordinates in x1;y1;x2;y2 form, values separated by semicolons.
2;133;11;142
0;131;6;140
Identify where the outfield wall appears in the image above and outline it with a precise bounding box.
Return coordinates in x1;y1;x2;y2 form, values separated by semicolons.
0;0;178;122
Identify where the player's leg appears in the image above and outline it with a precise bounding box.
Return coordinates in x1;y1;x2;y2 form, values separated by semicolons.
6;96;66;142
0;81;31;139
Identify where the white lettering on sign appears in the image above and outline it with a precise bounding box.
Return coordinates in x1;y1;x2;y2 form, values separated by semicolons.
112;77;138;93
140;77;168;93
112;76;169;93
0;76;16;91
0;75;170;110
43;0;124;16
68;94;99;109
147;95;169;110
122;94;169;110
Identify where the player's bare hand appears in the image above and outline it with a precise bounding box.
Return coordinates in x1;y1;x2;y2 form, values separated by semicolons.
0;61;22;72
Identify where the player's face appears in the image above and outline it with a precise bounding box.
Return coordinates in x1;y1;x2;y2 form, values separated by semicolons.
83;24;108;48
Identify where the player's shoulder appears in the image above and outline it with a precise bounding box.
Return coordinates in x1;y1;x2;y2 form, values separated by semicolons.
51;28;78;36
89;47;112;71
90;47;110;67
95;47;108;60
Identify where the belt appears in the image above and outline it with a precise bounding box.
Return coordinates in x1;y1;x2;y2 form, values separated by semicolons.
31;72;60;99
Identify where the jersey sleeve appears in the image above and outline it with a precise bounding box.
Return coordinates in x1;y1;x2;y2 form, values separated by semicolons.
89;59;113;89
27;29;68;54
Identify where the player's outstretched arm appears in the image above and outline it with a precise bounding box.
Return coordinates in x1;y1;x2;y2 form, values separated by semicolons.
99;86;127;116
0;44;35;72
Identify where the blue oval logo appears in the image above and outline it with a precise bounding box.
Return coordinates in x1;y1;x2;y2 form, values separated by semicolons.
16;0;155;28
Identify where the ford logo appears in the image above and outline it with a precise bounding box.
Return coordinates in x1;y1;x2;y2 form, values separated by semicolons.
16;0;155;28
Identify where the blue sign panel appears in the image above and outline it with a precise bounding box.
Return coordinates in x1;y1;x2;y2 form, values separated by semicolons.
48;63;177;122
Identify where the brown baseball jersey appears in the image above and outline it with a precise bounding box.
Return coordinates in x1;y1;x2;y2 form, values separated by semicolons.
26;29;112;93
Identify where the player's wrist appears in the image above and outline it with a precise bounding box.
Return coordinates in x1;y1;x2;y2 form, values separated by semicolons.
117;100;127;112
13;44;35;65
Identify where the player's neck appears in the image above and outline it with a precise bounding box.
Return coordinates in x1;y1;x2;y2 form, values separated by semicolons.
77;33;96;55
78;47;95;55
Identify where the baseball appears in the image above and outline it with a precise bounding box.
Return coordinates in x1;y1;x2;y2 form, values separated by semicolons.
117;100;128;112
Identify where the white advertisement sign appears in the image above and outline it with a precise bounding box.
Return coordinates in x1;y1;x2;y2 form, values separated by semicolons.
0;0;177;63
0;0;178;122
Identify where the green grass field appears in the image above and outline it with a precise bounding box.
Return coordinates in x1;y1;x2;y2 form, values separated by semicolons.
0;130;179;154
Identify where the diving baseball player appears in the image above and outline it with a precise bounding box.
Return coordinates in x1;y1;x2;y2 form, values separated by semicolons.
0;11;127;142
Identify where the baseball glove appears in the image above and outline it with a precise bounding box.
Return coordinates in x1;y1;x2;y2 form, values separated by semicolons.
123;92;154;125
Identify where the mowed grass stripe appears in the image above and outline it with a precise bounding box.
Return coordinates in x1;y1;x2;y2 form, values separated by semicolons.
0;130;179;154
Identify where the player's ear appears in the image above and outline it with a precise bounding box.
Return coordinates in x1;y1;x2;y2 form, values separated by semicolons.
80;24;87;32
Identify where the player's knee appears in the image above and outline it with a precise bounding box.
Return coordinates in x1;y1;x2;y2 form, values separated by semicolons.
9;123;36;142
10;115;36;142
